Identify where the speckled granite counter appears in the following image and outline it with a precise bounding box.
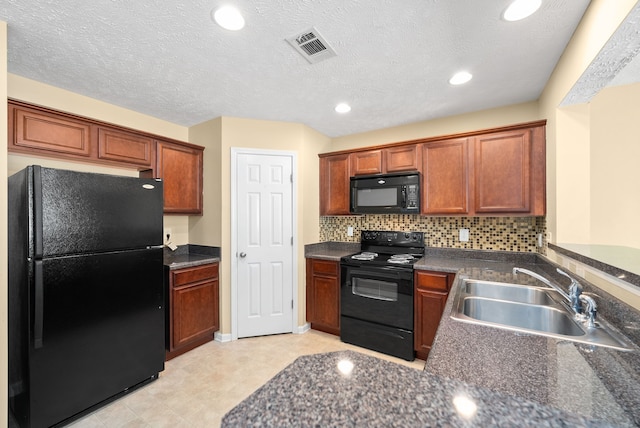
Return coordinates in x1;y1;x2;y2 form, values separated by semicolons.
222;350;604;427
304;241;360;261
550;243;640;288
245;244;640;426
163;244;220;269
419;249;640;426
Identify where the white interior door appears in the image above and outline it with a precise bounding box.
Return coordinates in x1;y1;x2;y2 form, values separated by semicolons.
235;152;294;338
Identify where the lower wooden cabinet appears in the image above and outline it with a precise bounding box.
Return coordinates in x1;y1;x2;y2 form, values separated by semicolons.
414;270;454;360
166;262;219;360
306;258;340;335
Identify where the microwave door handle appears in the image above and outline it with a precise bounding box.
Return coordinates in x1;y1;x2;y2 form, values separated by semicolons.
401;186;407;208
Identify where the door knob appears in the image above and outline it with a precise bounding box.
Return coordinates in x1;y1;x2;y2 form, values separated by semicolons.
239;252;247;258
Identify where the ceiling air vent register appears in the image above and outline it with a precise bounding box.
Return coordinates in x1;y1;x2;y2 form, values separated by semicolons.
286;27;337;64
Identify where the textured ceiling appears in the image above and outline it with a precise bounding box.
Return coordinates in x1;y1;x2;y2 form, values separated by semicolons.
1;0;593;137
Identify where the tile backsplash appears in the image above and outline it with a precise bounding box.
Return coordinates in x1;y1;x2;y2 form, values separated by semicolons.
320;215;547;253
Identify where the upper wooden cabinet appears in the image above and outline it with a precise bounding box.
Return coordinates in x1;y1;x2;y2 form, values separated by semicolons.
96;127;153;168
319;153;351;215
9;102;92;159
351;146;421;176
384;145;421;173
8;100;205;215
351;150;382;175
318;120;546;217
422;138;470;215
473;127;544;215
155;141;204;215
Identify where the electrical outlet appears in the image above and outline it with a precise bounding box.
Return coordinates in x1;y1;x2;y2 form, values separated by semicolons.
347;226;354;237
459;228;469;242
164;228;172;243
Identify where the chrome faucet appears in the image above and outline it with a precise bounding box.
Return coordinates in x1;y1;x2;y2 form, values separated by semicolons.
579;294;598;328
512;267;586;316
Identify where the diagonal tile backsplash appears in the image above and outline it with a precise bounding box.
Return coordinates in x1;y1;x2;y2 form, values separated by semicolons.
320;215;547;253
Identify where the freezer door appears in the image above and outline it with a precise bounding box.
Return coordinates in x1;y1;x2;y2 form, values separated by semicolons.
28;248;164;428
34;166;163;257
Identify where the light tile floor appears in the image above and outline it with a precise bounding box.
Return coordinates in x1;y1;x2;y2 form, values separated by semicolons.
68;330;425;427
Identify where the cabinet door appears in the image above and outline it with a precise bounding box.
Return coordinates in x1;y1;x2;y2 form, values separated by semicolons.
474;130;531;213
97;127;153;167
384;145;421;173
172;278;219;349
414;288;448;360
306;259;340;335
156;141;204;215
10;105;91;157
422;138;470;214
319;154;351;215
351;150;383;175
170;264;219;352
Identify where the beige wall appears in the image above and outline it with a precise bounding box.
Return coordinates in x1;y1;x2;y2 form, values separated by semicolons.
539;0;638;244
189;117;223;247
590;83;640;248
331;101;540;152
1;20;9;426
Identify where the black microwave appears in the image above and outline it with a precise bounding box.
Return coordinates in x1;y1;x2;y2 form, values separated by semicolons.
350;172;420;214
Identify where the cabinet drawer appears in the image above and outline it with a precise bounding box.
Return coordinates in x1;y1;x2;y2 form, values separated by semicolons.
310;259;339;276
415;271;450;292
173;264;218;287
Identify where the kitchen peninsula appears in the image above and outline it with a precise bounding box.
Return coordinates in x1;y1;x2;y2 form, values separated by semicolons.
278;244;640;426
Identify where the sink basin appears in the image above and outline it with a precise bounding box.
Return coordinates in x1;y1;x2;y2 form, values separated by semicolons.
461;297;584;336
450;278;636;352
463;280;557;305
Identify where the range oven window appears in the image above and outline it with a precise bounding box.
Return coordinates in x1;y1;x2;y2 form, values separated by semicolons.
351;277;398;301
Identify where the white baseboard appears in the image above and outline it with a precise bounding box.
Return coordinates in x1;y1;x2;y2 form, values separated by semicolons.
295;323;311;334
214;324;310;342
214;331;233;342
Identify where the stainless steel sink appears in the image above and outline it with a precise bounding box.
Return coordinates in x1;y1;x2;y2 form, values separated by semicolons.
461;297;584;336
450;278;636;352
463;280;557;305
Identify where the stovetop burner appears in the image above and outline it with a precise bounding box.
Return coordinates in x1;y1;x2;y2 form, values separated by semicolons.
351;252;378;261
388;254;416;264
341;230;425;268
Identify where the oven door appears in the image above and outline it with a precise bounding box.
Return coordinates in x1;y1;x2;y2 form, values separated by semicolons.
340;264;413;330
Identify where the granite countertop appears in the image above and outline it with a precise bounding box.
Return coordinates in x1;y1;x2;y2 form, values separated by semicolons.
294;243;640;425
422;253;640;426
163;244;220;269
222;350;604;427
304;241;360;261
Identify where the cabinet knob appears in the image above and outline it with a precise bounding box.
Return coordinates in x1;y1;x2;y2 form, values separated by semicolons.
239;252;247;258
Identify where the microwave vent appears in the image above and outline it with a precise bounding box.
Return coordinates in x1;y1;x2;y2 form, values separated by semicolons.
286;27;337;64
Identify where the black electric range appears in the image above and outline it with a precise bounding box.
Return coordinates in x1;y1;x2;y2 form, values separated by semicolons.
340;230;424;361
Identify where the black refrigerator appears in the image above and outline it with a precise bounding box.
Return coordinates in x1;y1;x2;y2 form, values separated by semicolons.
8;165;166;428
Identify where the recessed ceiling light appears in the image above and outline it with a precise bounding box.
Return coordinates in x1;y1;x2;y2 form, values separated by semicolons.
449;71;473;85
213;5;245;31
503;0;542;22
335;103;351;113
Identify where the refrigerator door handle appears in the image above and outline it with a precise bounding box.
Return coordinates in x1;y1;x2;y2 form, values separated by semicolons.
34;260;44;349
33;165;44;258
